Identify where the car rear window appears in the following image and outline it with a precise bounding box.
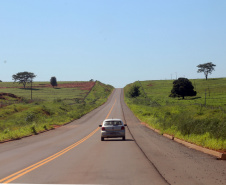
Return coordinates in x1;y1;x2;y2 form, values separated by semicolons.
104;121;122;126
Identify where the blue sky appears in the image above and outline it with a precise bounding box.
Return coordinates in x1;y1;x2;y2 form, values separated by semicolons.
1;0;225;87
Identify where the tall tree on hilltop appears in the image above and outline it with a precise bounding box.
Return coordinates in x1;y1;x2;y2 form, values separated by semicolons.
197;62;216;80
12;71;36;88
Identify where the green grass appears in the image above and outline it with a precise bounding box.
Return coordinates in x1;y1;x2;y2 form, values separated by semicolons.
137;78;226;107
0;81;84;88
0;81;114;142
0;81;89;104
0;87;87;104
124;78;226;150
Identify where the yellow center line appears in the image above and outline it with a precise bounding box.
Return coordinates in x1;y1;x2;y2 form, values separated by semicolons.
105;99;116;119
0;99;117;184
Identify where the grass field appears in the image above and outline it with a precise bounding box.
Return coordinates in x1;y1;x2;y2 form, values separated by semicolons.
0;81;114;142
0;87;87;104
124;78;226;150
0;81;92;104
138;78;226;107
0;81;84;88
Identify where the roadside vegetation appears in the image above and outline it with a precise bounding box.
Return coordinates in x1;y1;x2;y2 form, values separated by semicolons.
124;78;226;151
0;81;113;142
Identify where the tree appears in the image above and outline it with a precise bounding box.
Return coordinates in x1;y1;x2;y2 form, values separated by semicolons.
12;72;36;88
50;76;57;88
128;84;141;98
197;62;216;80
169;78;196;99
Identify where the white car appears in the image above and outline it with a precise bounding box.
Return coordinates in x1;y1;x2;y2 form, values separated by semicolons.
99;119;127;141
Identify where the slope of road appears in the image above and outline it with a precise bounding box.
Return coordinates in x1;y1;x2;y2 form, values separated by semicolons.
0;88;225;185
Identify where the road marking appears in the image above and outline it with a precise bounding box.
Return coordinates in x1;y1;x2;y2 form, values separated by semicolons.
105;99;116;119
0;99;117;184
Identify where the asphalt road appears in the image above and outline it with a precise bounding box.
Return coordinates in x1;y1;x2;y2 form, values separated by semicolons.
0;89;225;185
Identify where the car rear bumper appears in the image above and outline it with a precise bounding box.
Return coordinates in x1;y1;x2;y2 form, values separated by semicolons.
101;131;125;138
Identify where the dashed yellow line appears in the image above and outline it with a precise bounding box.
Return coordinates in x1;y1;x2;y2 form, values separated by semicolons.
0;99;117;184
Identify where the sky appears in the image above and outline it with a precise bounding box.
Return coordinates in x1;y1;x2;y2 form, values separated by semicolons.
0;0;226;87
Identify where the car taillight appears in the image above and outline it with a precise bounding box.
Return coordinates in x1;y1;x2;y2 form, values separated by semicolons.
121;126;125;130
102;127;105;131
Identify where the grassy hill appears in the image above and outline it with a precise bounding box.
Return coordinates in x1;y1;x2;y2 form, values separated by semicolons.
124;78;226;150
0;81;94;104
0;81;114;142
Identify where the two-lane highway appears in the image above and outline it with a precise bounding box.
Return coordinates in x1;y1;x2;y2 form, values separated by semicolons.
0;89;225;185
0;89;168;185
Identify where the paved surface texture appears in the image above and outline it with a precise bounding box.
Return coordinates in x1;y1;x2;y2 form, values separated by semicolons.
0;88;225;185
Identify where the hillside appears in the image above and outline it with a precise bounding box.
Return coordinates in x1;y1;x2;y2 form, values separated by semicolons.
0;81;114;142
124;78;226;150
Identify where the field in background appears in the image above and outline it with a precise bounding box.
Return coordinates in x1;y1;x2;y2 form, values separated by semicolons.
0;81;95;105
0;81;114;142
124;78;226;150
138;78;226;107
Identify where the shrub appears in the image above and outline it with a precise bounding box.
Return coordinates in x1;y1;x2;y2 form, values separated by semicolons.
25;112;36;123
128;85;141;98
31;123;37;135
50;76;57;88
169;78;196;99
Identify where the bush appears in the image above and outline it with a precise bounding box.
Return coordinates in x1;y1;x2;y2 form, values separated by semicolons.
50;76;57;88
25;112;36;123
128;85;141;98
169;78;196;99
31;123;37;135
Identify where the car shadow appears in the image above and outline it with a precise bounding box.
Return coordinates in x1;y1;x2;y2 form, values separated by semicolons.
104;139;134;142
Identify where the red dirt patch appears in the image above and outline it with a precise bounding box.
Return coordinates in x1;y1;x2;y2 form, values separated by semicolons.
52;125;61;129
0;82;95;91
147;83;153;86
55;82;95;90
32;82;95;90
0;93;20;100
